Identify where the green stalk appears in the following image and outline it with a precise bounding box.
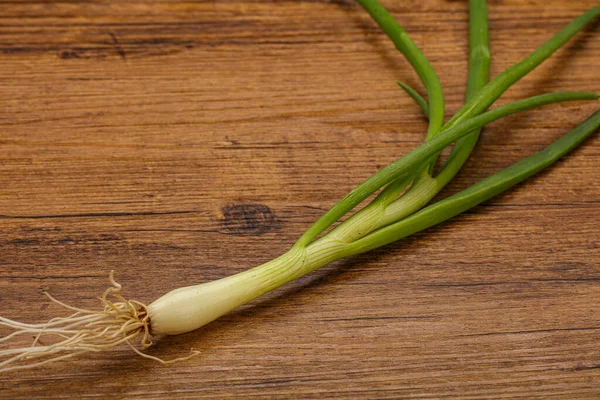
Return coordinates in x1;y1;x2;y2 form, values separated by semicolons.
397;81;429;117
465;0;491;104
354;0;445;141
437;0;490;178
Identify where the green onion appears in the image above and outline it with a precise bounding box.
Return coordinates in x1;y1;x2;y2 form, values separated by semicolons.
1;0;598;372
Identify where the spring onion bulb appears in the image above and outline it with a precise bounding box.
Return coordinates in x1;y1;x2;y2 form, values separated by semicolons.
1;0;599;373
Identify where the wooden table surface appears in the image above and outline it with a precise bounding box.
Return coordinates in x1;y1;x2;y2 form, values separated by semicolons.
1;0;599;398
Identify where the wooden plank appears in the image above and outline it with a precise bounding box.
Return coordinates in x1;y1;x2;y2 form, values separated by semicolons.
0;0;599;397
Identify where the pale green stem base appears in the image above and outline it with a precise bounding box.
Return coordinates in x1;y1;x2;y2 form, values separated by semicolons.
147;239;348;335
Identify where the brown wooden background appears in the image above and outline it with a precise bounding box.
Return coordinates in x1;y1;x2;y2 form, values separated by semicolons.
0;0;599;398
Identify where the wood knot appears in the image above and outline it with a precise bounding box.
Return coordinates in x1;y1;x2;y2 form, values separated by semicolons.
221;204;278;236
59;50;81;59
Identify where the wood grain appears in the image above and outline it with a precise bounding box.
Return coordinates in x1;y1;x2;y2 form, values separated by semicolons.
0;0;599;398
